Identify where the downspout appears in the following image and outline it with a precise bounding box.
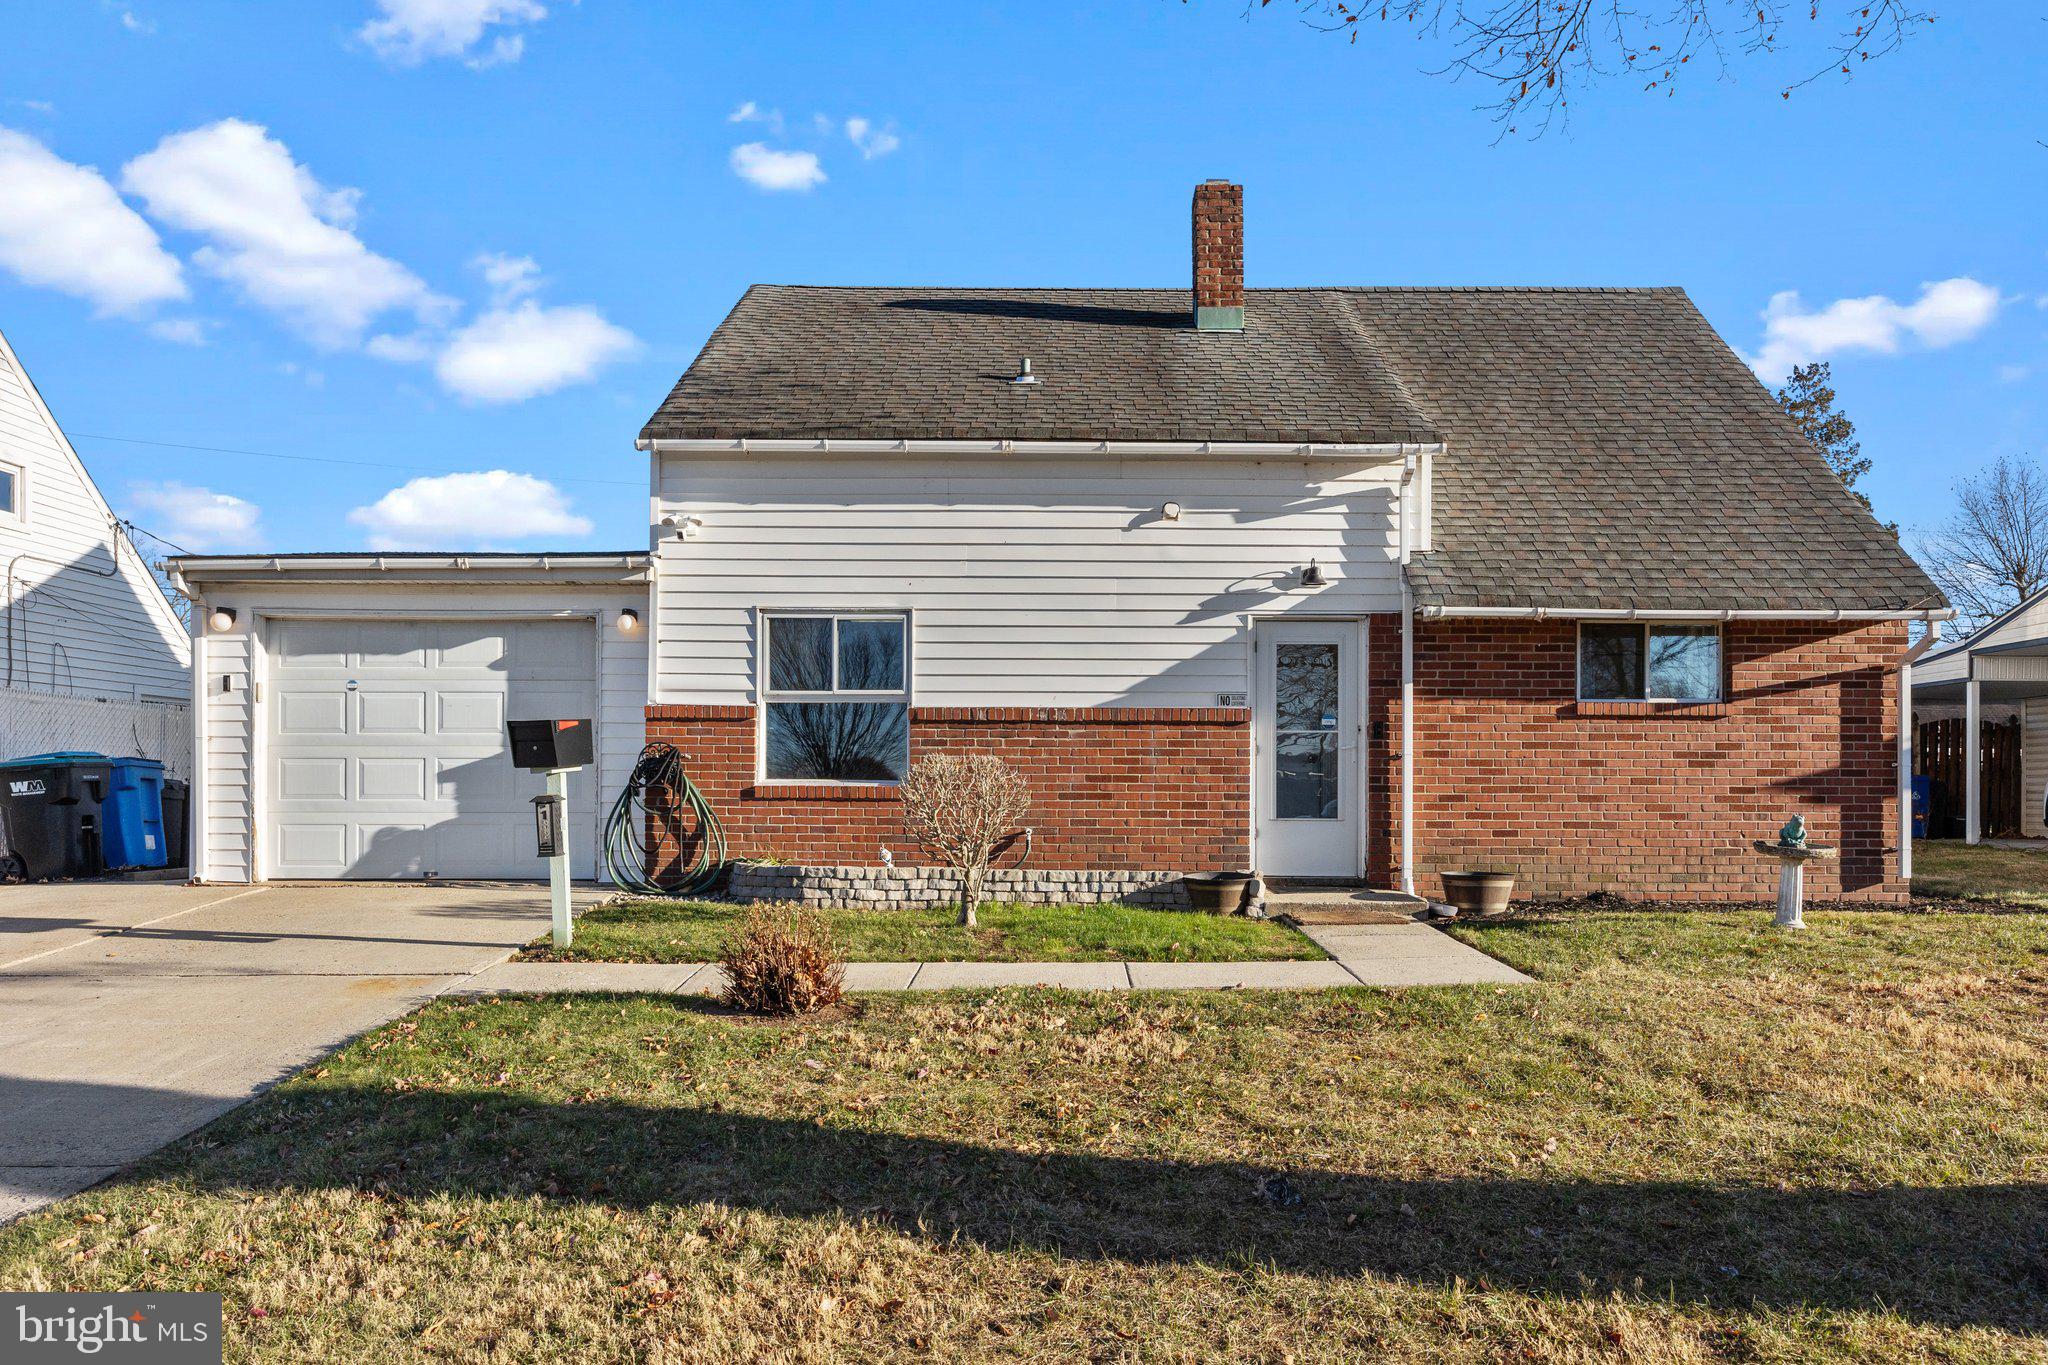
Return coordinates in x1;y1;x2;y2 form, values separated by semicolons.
1398;452;1418;897
1897;622;1940;882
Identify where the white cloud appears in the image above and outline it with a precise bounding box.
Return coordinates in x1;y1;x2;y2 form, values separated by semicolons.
147;317;210;345
348;469;592;549
126;481;261;550
121;119;446;349
1747;276;2002;380
12;100;56;115
434;299;637;403
118;9;155;33
365;330;436;362
729;142;825;193
0;127;186;317
1999;363;2033;384
357;0;547;67
844;117;899;160
471;250;541;304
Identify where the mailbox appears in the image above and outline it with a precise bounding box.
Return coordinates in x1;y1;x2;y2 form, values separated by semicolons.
531;792;565;859
507;717;593;771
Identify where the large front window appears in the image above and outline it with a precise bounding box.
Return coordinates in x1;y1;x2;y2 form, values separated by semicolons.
761;613;909;781
1578;623;1723;702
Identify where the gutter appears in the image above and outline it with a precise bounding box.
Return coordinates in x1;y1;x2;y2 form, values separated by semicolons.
167;553;650;583
1417;605;1953;622
641;436;1446;461
1898;622;1943;882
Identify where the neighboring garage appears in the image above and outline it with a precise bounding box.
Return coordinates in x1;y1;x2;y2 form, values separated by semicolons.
167;553;649;883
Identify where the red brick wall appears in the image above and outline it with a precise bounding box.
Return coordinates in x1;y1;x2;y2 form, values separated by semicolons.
644;704;1250;875
1365;617;1907;903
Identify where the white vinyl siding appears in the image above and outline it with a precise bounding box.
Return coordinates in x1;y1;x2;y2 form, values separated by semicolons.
0;330;190;701
2025;697;2048;839
652;454;1406;707
188;581;646;883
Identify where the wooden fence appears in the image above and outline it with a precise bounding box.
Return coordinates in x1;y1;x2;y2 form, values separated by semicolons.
1916;716;2022;838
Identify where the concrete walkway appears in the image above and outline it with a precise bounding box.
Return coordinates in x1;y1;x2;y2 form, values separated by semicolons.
448;919;1530;996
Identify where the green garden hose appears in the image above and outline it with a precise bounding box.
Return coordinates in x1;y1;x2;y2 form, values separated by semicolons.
603;741;728;896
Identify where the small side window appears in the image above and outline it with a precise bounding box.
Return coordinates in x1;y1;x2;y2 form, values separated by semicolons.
1579;623;1722;702
0;462;20;523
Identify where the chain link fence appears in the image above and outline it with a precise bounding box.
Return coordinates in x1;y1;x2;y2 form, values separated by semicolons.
0;687;190;778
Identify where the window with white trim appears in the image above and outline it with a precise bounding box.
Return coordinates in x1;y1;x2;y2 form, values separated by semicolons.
761;613;910;781
1578;623;1723;702
0;461;20;523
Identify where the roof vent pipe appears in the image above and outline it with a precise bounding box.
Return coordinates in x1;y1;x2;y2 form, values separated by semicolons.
1012;357;1039;385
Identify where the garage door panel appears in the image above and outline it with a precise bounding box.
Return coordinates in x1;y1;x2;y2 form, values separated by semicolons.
358;756;429;801
263;617;597;879
278;757;347;801
437;624;510;669
438;690;504;734
358;691;428;734
277;692;348;736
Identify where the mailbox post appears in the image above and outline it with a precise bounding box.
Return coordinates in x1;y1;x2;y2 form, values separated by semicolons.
507;718;593;950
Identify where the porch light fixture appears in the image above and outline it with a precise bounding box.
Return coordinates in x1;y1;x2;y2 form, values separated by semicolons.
1161;501;1183;521
208;607;237;632
1299;560;1326;588
617;608;641;634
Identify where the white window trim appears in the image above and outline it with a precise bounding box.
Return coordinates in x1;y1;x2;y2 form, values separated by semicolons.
756;609;913;785
0;459;24;526
1575;621;1724;704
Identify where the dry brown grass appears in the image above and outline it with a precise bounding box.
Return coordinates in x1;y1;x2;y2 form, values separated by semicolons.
2;911;2045;1362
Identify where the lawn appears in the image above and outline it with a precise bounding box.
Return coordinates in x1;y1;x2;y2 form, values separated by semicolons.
4;911;2046;1362
1912;838;2048;910
521;898;1325;963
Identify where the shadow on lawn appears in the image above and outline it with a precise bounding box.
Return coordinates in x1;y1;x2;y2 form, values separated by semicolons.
25;1076;2047;1333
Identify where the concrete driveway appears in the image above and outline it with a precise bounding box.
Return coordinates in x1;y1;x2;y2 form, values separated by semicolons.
0;881;566;1224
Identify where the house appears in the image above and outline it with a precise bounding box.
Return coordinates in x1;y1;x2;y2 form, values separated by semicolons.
169;182;1946;901
1910;586;2048;841
0;325;192;788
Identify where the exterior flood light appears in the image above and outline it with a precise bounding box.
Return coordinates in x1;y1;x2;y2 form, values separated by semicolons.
1161;501;1183;521
1299;561;1326;588
208;607;237;632
617;608;641;634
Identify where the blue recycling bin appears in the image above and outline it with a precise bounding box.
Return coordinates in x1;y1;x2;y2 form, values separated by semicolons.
1910;774;1932;840
102;756;169;870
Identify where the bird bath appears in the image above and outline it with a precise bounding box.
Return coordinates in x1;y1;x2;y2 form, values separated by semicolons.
1752;838;1837;929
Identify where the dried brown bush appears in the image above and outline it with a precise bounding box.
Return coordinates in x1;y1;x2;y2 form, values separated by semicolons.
898;752;1031;928
717;903;845;1016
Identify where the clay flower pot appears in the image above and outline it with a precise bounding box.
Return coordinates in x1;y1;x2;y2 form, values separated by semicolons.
1438;870;1515;916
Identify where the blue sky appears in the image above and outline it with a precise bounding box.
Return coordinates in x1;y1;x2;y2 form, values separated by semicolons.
0;1;2040;557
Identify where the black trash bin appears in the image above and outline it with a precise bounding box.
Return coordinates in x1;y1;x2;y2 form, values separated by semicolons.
160;777;190;870
0;752;113;880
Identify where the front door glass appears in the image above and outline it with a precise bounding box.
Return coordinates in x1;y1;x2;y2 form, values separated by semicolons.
1273;642;1340;819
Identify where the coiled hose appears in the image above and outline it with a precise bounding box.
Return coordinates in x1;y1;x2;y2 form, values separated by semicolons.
603;741;728;896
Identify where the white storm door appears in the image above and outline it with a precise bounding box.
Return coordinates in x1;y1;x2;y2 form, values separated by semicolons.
263;618;597;880
1254;620;1361;878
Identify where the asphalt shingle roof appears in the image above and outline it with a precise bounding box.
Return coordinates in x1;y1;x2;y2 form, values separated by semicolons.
641;284;1943;614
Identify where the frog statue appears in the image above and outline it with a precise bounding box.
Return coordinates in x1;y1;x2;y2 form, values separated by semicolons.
1778;814;1809;849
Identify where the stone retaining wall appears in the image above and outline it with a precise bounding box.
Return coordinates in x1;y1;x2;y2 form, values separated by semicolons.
728;863;1191;910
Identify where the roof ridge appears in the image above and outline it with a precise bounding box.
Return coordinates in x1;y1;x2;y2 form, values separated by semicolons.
748;283;1687;295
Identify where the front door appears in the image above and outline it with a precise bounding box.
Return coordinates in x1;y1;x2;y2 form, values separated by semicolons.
1254;620;1361;877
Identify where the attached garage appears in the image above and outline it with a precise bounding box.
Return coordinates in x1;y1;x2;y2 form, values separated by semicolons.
168;553;649;884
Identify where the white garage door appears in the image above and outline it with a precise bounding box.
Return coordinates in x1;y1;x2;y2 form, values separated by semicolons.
263;618;598;880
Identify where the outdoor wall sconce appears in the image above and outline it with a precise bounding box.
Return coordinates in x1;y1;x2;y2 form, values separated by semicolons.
1160;501;1183;521
1299;561;1326;588
617;608;641;634
208;607;237;632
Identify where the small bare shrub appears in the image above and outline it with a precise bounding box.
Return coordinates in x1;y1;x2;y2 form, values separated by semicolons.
718;903;845;1015
898;752;1030;927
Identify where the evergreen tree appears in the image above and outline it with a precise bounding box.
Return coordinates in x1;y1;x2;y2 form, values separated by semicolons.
1776;361;1889;531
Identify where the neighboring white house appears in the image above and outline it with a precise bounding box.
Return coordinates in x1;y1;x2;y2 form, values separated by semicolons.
1911;589;2048;841
0;326;192;782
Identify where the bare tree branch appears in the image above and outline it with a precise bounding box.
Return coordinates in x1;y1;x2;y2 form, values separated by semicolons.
1263;1;1935;133
899;753;1031;928
1917;454;2048;637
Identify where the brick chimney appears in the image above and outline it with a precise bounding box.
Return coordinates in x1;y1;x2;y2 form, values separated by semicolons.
1191;179;1244;332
